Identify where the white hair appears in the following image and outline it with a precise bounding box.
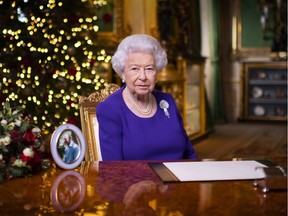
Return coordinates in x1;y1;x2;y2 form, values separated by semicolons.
111;34;168;79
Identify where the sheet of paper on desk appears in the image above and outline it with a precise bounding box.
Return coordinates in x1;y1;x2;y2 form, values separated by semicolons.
163;161;267;181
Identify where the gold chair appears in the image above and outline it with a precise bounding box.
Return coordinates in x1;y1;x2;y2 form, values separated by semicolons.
79;83;120;161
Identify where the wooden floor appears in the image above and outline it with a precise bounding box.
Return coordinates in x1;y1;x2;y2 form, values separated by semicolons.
193;122;287;160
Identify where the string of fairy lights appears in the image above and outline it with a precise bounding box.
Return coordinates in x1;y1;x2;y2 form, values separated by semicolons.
0;0;113;132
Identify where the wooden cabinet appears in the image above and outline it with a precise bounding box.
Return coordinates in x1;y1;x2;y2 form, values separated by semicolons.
157;56;206;140
241;62;287;121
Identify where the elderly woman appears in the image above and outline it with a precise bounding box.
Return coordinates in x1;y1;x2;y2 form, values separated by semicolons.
96;34;197;160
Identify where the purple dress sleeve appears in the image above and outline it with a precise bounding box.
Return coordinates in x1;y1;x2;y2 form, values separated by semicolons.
96;89;125;160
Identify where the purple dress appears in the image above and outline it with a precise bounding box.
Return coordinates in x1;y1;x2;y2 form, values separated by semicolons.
96;86;198;160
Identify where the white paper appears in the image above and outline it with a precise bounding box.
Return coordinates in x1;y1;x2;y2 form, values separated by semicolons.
163;160;267;181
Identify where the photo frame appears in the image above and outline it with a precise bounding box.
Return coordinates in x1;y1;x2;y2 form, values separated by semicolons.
232;0;271;58
50;124;86;169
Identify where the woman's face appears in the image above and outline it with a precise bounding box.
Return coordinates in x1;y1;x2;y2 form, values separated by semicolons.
123;52;157;96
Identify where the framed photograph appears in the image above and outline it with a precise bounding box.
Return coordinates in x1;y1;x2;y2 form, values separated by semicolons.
232;0;271;58
50;124;86;169
97;0;124;46
51;170;86;212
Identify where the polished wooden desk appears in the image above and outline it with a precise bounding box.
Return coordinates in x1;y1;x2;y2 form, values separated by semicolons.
0;157;286;215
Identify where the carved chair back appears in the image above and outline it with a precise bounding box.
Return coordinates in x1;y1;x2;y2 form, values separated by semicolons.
79;83;120;161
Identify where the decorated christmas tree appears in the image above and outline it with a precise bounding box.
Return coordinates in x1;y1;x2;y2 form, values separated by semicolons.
0;0;113;133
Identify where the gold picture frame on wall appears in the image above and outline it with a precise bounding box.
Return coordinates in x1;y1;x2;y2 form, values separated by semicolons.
232;0;271;58
96;0;125;46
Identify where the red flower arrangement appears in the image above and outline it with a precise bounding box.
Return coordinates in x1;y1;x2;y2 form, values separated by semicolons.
0;102;50;183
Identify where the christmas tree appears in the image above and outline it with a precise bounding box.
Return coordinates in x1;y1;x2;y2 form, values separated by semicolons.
0;0;114;133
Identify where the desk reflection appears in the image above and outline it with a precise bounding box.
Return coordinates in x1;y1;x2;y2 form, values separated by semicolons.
0;158;287;216
78;160;287;216
0;158;286;215
80;161;200;216
51;170;86;212
122;180;168;215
